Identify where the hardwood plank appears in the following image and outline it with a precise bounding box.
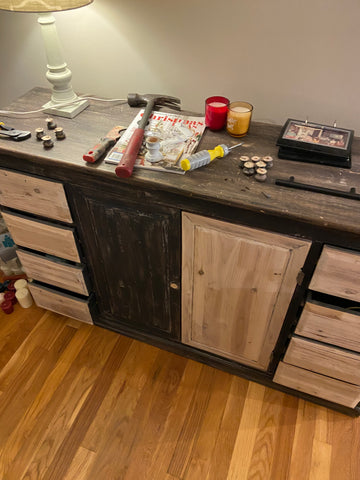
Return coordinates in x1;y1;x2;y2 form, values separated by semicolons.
288;400;317;480
205;376;249;480
227;382;266;479
0;324;92;479
268;393;299;480
81;340;160;454
144;360;204;480
62;447;96;480
0;304;44;370
1;304;360;480
167;366;216;478
121;352;188;480
85;349;186;479
38;334;133;480
182;369;234;479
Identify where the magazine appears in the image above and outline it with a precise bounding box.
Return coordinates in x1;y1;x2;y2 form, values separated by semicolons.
105;109;206;174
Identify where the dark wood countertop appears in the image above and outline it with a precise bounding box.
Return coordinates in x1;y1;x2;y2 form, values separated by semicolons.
1;87;360;234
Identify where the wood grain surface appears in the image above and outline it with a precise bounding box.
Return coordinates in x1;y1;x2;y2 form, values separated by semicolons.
1;303;360;479
1;87;360;237
0;168;73;223
1;211;80;262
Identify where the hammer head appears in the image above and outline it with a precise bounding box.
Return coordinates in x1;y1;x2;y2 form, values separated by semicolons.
127;93;181;111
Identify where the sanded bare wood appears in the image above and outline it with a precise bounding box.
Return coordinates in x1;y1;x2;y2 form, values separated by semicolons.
28;284;93;324
0;168;73;223
182;212;310;370
296;301;360;352
274;362;360;408
310;245;360;301
1;304;360;479
17;249;88;295
284;336;360;385
1;211;80;262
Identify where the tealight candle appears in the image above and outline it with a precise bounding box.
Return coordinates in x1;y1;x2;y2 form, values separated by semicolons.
227;101;253;137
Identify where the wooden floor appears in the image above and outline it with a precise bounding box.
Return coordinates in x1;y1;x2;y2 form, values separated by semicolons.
0;305;360;480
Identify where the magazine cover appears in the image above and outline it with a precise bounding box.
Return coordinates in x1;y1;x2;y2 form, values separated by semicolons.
105;110;206;174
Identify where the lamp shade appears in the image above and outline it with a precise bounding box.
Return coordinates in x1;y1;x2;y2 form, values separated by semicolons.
0;0;92;12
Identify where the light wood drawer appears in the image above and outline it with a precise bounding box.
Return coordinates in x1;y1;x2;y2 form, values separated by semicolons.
28;283;93;324
0;169;73;223
274;362;360;408
17;249;89;296
284;336;360;385
309;246;360;301
1;211;80;262
296;301;360;352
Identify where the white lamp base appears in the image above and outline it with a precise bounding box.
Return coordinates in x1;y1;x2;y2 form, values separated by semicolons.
42;97;89;119
38;12;89;119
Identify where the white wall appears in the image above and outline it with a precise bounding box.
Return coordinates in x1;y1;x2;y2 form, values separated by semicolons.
1;0;360;132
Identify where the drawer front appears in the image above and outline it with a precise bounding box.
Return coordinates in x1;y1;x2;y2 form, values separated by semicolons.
0;169;73;223
296;301;360;352
274;362;360;408
284;336;360;385
2;211;80;262
17;249;89;296
29;283;93;324
309;246;360;301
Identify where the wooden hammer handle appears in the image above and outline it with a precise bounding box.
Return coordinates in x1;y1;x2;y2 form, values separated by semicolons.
115;128;144;178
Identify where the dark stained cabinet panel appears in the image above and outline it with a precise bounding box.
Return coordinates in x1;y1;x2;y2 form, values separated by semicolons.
70;188;181;340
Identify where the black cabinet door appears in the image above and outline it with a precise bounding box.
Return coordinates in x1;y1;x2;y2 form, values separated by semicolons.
70;187;181;340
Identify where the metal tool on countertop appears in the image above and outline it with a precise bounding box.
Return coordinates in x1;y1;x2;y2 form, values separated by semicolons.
275;176;360;201
180;142;243;171
83;125;127;163
0;122;31;141
115;93;181;178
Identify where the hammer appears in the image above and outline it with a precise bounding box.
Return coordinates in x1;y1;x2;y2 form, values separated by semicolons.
115;93;181;178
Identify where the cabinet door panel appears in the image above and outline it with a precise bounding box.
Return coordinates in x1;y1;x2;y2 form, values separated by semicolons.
182;213;311;370
71;190;180;339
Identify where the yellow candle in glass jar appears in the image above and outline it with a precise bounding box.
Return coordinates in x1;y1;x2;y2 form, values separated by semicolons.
226;101;253;137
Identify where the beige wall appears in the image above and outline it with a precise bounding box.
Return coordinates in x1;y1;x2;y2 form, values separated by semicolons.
1;0;360;133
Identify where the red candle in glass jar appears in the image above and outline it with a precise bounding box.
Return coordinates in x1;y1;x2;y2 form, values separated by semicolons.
205;96;229;130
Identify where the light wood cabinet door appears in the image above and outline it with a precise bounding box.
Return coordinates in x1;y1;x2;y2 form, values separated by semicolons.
182;213;311;370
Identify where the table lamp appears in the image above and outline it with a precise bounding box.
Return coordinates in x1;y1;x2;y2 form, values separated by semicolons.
0;0;93;118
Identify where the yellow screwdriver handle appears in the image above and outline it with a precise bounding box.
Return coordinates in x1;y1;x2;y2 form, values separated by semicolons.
181;144;226;171
208;145;225;161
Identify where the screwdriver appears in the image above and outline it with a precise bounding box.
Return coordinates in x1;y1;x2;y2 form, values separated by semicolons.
180;142;243;171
